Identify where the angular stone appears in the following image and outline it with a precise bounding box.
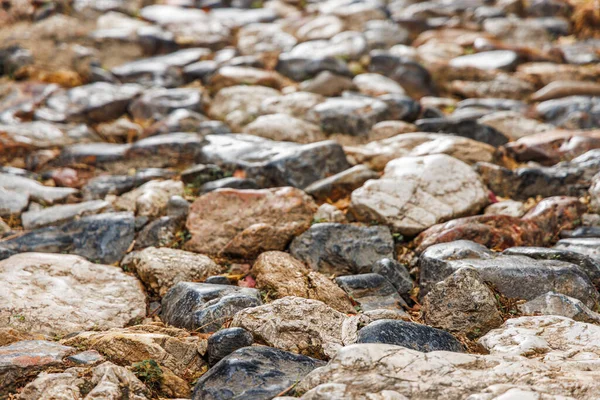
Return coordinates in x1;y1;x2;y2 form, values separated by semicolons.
484;200;525;217
181;164;225;187
231;297;351;359
352;73;406;97
129;88;204;122
142;109;213;137
422;267;503;337
368;52;435;98
304;165;379;202
336;274;408;312
357;320;464;353
555;237;600;264
520;292;600;323
122;247;225;297
535;96;600;129
371;258;413;300
209;85;280;130
415;117;509;147
207;327;253;366
0;173;76;205
114;179;183;218
350;154;489;236
200;177;259;193
0;340;74;394
251;251;354;313
192;346;324;400
418;240;599;307
0;188;28;217
66;350;103;365
186;187;316;258
0;121;99;152
0;253;145;337
160;282;261;333
82;168;174;200
313;204;346;223
198;134;350;189
0;212;135;264
243;113;326;144
307;97;389;137
290;223;394;276
449;50;519;71
21;200;110;230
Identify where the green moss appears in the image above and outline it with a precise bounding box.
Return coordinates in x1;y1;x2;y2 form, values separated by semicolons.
132;359;163;391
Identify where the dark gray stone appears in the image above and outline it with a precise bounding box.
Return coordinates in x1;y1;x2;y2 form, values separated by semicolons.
134;215;183;249
290;223;395;275
142;109;214;137
0;45;33;76
307;97;389;137
372;258;413;300
181;164;226;187
129;88;204;122
0;212;135;264
205;276;231;285
160;282;262;333
192;346;324;400
82;168;174;200
378;94;421;122
276;54;351;82
419;240;599;308
368;52;435;98
200;177;259;193
124;132;205;168
415;117;509;147
207;327;253;365
536;96;600;129
336;273;408;312
304;165;379;202
357;319;464;353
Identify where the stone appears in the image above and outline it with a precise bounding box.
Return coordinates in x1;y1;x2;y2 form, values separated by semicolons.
368;120;417;141
478;111;554;140
197;134;351;189
200;177;259;193
181;164;225;188
535;96;600;130
81;168;175;200
300;71;356;97
62;324;207;378
350;154;489;236
17;362;151;400
336;274;408;312
304;165;379;202
422;267;503;337
129;88;204;122
160;282;261;333
122;247;225;297
449;50;519;71
251;251;354;313
555;237;600;264
0;253;145;337
307;97;389;137
345;132;498;170
21;200;110;230
244;113;326;144
237;23;297;55
530;80;600;102
484;200;526;218
209;66;288;92
134;215;183;250
0;121;99;152
290;223;394;276
368;52;435;98
0;212;136;264
416;196;587;253
66;350;103;365
142;109;214;137
123;132;206;169
207;328;253;366
352;73;406;97
276;53;351;82
0;188;28;217
192;346;324;400
231;297;352;359
313;204;346;223
357;320;464;353
519;292;600;323
0;173;76;205
114;179;183;218
186;187;316;258
209;85;280;130
415;117;509;147
371;258;413;300
418;240;599;307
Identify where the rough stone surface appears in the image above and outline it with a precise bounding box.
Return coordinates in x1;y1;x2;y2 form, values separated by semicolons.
207;327;253;366
0;253;146;337
21;200;110;230
336;273;408;312
114;179;183;218
0;173;77;205
186;187;316;259
519;291;600;323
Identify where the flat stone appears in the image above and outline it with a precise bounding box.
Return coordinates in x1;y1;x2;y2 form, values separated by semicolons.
259;91;325;118
276;54;351;82
114;179;183;218
192;346;324;400
535;96;600;130
422;267;503;337
251;251;354;313
357;320;464;353
519;292;600;323
122;247;225;297
142;109;213;137
371;258;413;301
313;204;346;223
207;328;253;366
186;187;316;258
0;188;28;217
21;200;110;230
478;111;554;140
484;200;526;217
129;88;204;122
415;117;509;147
531;80;600;102
350;154;489;236
307;97;389;137
555;237;600;264
200;177;259;193
0;173;76;205
66;350;104;365
368;120;417;141
82;168;174;200
353;73;406;97
336;273;408;312
209;85;280;130
418;240;599;307
243;113;326;144
0;253;146;337
290;223;395;276
300;71;356;97
209;66;288;92
180;164;225;187
0;212;136;264
0;121;99;152
449;50;519;71
304;165;379;202
368;51;435;98
160;282;261;333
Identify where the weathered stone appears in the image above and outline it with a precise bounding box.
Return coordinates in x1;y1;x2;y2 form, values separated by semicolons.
0;173;76;205
449;50;519;71
0;188;28;217
336;274;408;312
418;240;599;307
66;350;103;365
307;97;388;137
197;134;350;189
350;154;489;235
122;247;225;297
353;73;405;97
357;320;464;353
0;340;74;394
62;324;207;377
244;113;326;144
484;200;526;217
81;168;174;200
368;120;417;141
416;196;587;253
207;328;253;366
134;215;183;250
129;88;204;122
209;85;280;130
520;292;600;323
290;223;394;276
231;297;352;359
192;346;324;400
160;282;261;333
21;200;110;230
555;237;600;264
415;117;509;147
422;267;503;337
0;121;99;152
114;179;183;218
252;251;354;313
0;253;145;337
181;164;225;187
535;96;600;130
0;212;136;264
313;204;346;223
259;91;325;118
371;258;413;300
368;52;435;98
304;165;379;202
186;187;316;258
142;109;215;137
478;110;554;140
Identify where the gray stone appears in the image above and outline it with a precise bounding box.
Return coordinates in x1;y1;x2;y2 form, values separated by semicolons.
336;273;408;312
415;117;509;147
200;177;259;193
357;320;464;353
82;168;174;200
290;223;395;276
307;97;389;137
66;350;104;365
21;200;110;230
0;173;76;205
0;188;28;217
207;328;253;366
555;237;600;264
129;88;204;122
520;291;600;323
304;165;379;202
160;282;262;333
535;96;600;130
371;258;413;300
449;50;519;71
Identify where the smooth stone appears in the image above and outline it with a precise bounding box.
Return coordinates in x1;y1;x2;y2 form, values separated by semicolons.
555;237;600;264
192;346;324;400
352;73;405;97
160;282;262;333
275;54;351;82
129;88;204;122
535;96;600;130
200;177;259;193
519;291;600;323
21;200;110;230
142;109;211;137
531;80;600;102
478;111;554;140
357;319;464;353
0;173;76;205
66;350;104;365
368;51;435;98
449;50;519;71
243;113;326;144
207;328;253;365
336;273;408;312
290;223;395;276
0;188;29;217
484;200;526;218
113;179;183;218
415;117;509;147
307;97;389;137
